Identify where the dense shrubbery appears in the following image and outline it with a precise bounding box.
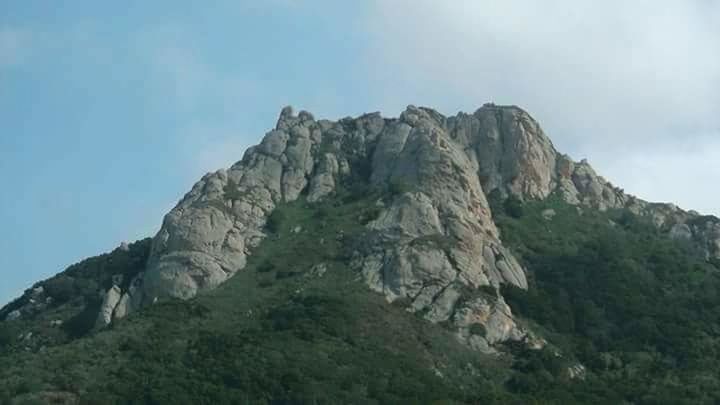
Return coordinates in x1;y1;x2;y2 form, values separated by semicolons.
265;209;286;234
503;195;524;218
0;323;17;348
3;189;720;404
497;197;720;403
0;194;515;404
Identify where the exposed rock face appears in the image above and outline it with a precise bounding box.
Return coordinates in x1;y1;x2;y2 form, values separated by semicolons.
453;294;526;353
113;274;144;320
670;223;693;241
107;103;718;350
96;285;121;328
141;108;382;304
143;108;322;301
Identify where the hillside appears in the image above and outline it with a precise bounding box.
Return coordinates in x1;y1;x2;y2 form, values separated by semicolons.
1;105;719;404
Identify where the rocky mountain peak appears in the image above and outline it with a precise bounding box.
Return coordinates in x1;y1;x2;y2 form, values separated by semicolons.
88;104;720;352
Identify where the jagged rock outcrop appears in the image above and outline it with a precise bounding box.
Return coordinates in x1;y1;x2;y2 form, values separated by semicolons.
96;285;121;327
103;103;718;351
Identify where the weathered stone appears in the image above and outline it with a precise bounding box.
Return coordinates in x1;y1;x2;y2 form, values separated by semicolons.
454;295;526;345
670;223;693;241
542;208;556;220
96;286;122;328
462;104;559;199
307;153;339;202
6;310;21;321
568;364;587;380
113;274;144;320
109;103;719;353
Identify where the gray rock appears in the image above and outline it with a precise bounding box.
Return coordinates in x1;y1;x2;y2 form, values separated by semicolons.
670;223;693;241
307;153;339;202
136;104;536;348
96;285;122;328
568;364;587;380
141;107;329;305
124;103;720;352
462;104;559;199
542;208;556;220
454;295;526;345
6;310;21;321
113;274;144;320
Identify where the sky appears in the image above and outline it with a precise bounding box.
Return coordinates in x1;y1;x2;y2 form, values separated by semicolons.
1;1;718;306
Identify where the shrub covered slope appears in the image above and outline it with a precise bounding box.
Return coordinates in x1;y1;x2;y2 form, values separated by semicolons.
2;189;720;404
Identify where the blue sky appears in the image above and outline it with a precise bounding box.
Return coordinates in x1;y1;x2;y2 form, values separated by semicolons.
1;1;718;305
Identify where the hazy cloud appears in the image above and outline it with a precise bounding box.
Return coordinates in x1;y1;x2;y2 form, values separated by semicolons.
363;0;720;214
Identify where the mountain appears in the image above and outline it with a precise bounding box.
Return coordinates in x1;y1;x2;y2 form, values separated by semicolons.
1;104;719;404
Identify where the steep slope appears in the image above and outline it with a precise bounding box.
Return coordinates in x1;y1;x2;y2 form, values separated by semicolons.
102;104;719;350
0;194;524;404
1;104;719;404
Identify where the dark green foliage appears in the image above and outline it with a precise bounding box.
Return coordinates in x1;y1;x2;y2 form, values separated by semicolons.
497;197;720;403
469;323;487;337
486;189;523;219
0;238;151;354
388;178;412;197
478;284;497;296
0;195;513;404
63;238;151;291
62;299;101;338
487;190;504;220
0;323;17;348
503;195;524;218
265;209;286;234
256;260;275;273
3;188;720;403
43;275;76;304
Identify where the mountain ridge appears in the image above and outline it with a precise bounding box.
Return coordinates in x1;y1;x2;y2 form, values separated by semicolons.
2;103;720;404
2;104;719;350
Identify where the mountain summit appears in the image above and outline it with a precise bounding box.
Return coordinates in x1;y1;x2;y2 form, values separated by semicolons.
105;104;719;348
2;104;720;404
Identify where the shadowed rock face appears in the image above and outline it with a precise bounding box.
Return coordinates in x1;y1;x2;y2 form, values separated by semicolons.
96;104;719;350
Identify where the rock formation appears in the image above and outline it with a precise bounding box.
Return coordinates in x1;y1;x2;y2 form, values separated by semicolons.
91;103;720;351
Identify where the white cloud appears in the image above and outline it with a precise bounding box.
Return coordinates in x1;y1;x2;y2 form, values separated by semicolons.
364;0;720;215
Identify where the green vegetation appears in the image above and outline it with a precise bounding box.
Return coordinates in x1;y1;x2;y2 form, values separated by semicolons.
3;189;720;404
496;196;720;404
0;239;150;353
0;192;513;404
